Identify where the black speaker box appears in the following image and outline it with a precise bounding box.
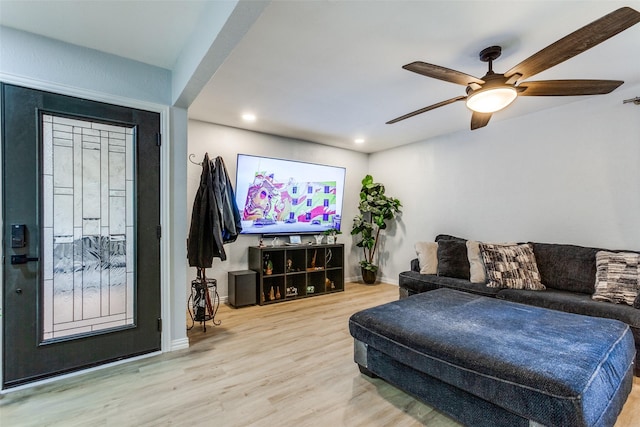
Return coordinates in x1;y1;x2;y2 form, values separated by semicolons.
228;270;257;308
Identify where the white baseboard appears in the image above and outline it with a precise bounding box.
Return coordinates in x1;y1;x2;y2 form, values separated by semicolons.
170;337;190;351
379;275;399;286
346;275;399;285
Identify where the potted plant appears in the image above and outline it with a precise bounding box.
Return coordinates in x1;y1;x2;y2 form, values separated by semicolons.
323;227;342;244
351;175;402;284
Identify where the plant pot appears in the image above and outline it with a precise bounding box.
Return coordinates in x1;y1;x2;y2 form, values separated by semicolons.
361;267;377;285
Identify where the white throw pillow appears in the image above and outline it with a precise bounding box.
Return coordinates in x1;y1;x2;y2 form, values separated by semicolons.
415;242;438;274
466;241;486;283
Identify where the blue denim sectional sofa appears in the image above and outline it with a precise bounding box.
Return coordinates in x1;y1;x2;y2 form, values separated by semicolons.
398;234;640;374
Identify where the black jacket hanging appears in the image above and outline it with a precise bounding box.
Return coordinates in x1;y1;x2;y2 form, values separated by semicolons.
187;153;242;267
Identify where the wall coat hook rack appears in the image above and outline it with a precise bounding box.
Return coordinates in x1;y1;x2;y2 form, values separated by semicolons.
188;153;203;165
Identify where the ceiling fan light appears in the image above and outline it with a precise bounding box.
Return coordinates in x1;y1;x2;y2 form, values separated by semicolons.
466;87;517;113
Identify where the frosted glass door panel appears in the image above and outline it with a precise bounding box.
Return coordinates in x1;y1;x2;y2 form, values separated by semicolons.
42;114;135;341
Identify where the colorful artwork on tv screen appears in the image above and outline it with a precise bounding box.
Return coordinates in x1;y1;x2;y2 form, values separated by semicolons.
235;154;345;235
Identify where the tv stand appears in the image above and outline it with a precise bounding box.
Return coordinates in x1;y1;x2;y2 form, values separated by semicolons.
249;244;344;305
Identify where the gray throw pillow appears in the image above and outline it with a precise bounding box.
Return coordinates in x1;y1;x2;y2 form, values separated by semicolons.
437;240;470;280
435;234;467;242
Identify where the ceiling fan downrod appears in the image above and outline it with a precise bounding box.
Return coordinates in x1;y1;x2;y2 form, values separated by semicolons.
479;46;502;75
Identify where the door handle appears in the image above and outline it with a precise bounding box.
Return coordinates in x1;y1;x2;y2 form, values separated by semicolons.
11;254;39;265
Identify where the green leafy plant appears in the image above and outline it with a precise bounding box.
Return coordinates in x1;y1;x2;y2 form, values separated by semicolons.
323;227;342;236
351;175;402;273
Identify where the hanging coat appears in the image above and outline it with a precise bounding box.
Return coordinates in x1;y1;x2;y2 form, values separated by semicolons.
212;156;242;244
187;153;242;267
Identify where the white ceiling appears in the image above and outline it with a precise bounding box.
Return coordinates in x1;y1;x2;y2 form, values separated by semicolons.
1;0;639;153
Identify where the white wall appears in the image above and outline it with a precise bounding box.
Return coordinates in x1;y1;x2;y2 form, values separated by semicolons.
0;26;171;105
169;107;189;349
369;84;640;284
187;120;369;297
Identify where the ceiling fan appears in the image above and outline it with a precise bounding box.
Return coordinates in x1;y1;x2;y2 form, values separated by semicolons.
387;7;640;130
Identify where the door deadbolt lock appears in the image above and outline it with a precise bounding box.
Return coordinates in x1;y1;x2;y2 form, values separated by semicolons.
11;224;26;248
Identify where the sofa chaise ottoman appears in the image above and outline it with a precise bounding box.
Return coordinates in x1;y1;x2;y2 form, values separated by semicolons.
349;288;635;427
398;236;640;375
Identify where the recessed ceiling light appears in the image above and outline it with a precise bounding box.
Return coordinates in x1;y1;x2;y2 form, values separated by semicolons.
355;138;365;144
242;113;256;122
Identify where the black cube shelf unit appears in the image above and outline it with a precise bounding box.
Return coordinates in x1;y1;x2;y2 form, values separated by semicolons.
249;244;344;305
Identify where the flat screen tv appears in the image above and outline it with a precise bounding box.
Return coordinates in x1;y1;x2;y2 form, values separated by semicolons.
235;154;345;235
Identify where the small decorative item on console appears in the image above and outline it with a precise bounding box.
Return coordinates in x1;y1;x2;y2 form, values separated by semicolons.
286;286;298;297
323;227;342;244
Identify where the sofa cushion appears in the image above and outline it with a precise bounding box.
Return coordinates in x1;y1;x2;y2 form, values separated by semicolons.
481;243;545;290
398;271;501;298
593;251;640;306
437;239;470;279
530;243;599;294
497;288;640;329
415;242;438;274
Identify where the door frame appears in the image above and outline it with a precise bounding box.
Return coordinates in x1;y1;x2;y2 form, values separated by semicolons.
0;74;173;391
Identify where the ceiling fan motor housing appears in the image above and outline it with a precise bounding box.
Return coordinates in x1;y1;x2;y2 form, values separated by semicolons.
466;73;518;113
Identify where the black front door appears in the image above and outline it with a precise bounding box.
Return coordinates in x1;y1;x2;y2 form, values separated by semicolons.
2;84;161;388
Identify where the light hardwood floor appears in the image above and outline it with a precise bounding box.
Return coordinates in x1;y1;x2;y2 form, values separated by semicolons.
1;282;639;426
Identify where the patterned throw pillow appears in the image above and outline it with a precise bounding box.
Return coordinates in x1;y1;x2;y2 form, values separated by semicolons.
592;251;640;306
480;243;545;290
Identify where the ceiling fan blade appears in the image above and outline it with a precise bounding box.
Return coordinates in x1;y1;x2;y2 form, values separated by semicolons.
386;96;466;124
470;112;492;130
518;80;624;96
403;62;484;86
505;7;640;82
